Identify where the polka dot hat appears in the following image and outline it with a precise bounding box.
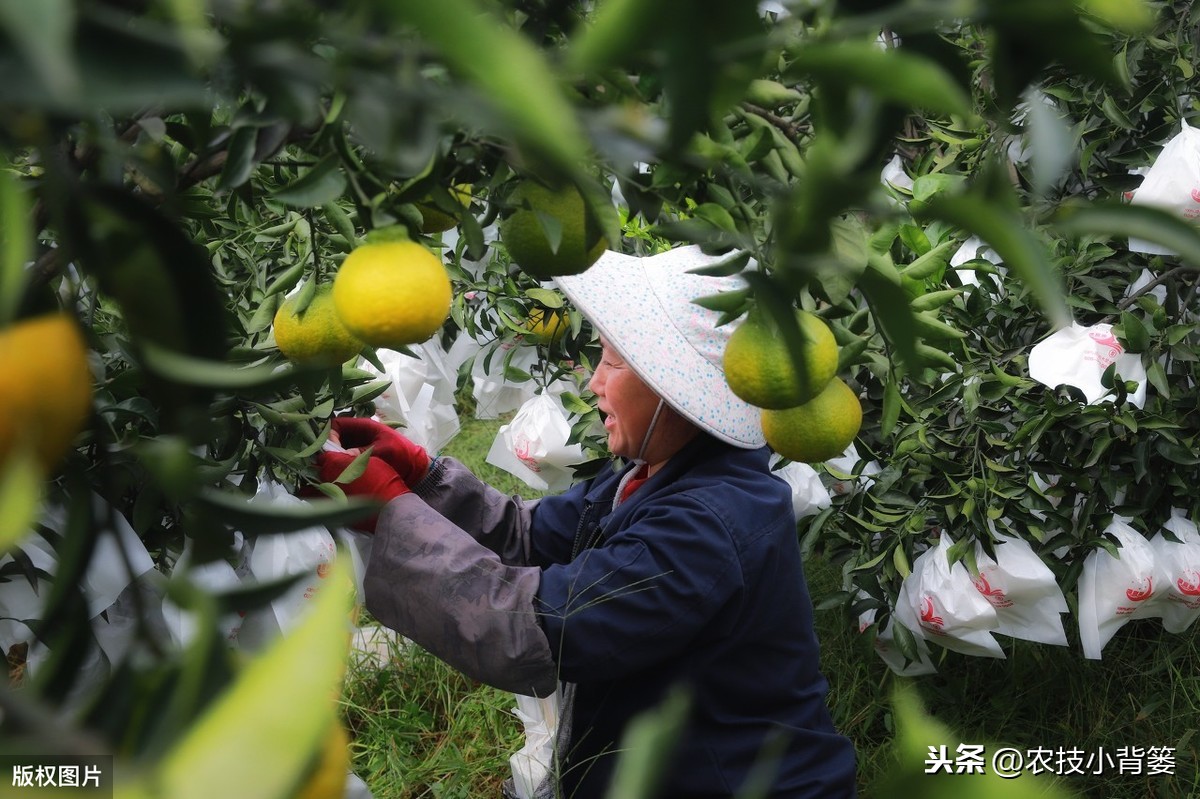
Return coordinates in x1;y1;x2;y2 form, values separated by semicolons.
555;245;765;449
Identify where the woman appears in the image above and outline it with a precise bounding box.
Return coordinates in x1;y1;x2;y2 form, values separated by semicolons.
318;246;857;798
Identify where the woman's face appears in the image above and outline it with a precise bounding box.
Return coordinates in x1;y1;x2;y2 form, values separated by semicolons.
587;338;698;472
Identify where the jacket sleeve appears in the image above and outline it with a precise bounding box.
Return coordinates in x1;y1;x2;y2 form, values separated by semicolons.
411;456;538;566
364;492;559;698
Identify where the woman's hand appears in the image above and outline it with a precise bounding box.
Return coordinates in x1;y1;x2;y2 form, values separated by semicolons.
314;450;409;533
330;416;431;485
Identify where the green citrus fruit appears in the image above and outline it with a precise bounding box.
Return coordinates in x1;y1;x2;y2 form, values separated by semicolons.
498;180;607;279
761;377;862;464
332;240;452;349
723;310;839;409
523;308;568;344
273;285;364;367
417;183;472;234
0;313;93;474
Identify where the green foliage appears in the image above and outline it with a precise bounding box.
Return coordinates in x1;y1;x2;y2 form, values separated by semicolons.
2;0;1199;795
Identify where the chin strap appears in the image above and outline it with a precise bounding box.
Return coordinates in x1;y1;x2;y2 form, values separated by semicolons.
634;398;667;465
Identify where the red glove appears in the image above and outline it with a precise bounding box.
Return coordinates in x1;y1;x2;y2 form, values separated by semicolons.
315;451;409;533
331;416;431;485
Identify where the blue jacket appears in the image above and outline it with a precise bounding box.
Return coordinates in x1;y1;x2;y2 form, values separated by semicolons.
364;433;857;799
529;434;857;798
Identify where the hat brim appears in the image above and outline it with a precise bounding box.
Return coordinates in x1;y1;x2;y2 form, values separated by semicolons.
555;248;765;449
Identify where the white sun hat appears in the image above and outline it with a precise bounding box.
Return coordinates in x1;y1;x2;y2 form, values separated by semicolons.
554;245;765;449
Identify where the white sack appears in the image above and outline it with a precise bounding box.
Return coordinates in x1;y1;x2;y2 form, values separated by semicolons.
895;535;1005;658
508;691;561;799
486;392;584;492
471;341;541;419
1028;322;1147;408
857;601;937;676
363;343;460;453
1128;120;1200;255
971;534;1069;646
1077;518;1165;659
769;455;832;519
1150;513;1200;634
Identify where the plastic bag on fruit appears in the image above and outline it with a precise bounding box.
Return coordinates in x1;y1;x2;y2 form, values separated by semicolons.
894;534;1005;658
824;443;881;496
971;533;1069;646
507;691;563;799
234;480;343;648
362;343;461;453
471;340;542;419
1127;119;1200;255
1077;517;1166;659
857;599;937;676
161;536;248;648
1027;322;1147;408
949;235;1006;290
769;454;832;519
1149;511;1200;634
486;390;584;492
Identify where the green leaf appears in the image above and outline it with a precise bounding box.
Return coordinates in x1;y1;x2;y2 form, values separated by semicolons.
0;449;41;555
1118;311;1150;352
880;379;901;438
136;558;354;799
196;488;381;535
139;341;297;390
1056;201;1200;267
524;287;564;308
605;687;691;799
377;0;586;172
0;160;32;327
783;42;970;117
0;0;79;105
922;192;1070;330
273;155;348;208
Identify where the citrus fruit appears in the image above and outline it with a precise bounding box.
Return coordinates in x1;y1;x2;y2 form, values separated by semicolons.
416;183;472;234
273;284;364;367
498;180;607;279
523;308;568;344
761;377;862;464
723;309;839;409
296;722;350;799
332;240;452;349
0;313;93;473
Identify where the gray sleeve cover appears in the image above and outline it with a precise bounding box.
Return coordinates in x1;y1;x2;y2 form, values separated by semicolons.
412;456;538;566
364;492;558;698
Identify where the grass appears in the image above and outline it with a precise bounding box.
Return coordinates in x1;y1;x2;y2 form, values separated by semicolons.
341;412;1200;798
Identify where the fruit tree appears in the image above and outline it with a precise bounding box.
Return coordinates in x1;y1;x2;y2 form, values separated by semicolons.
1;0;1198;797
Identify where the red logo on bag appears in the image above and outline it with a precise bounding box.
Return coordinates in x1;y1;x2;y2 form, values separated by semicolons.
513;437;542;473
1178;571;1200;595
1087;327;1123;368
972;571;1014;608
1125;576;1154;603
1190;187;1200;203
317;562;331;579
920;596;945;634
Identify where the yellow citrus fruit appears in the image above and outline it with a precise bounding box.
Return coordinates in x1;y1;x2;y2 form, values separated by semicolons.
0;313;93;473
723;310;839;409
417;183;473;234
296;722;350;799
523;308;568;344
498;180;607;279
332;240;452;349
761;377;862;464
273;285;364;367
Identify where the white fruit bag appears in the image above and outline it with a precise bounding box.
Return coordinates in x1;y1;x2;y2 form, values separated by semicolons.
238;481;341;644
161;540;247;648
950;235;1005;290
472;341;541;419
1077;518;1165;659
363;344;460;453
508;691;562;799
894;535;1005;658
857;601;937;676
1028;322;1147;408
1149;513;1200;634
971;534;1069;646
1127;120;1200;255
769;455;832;519
486;391;584;492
